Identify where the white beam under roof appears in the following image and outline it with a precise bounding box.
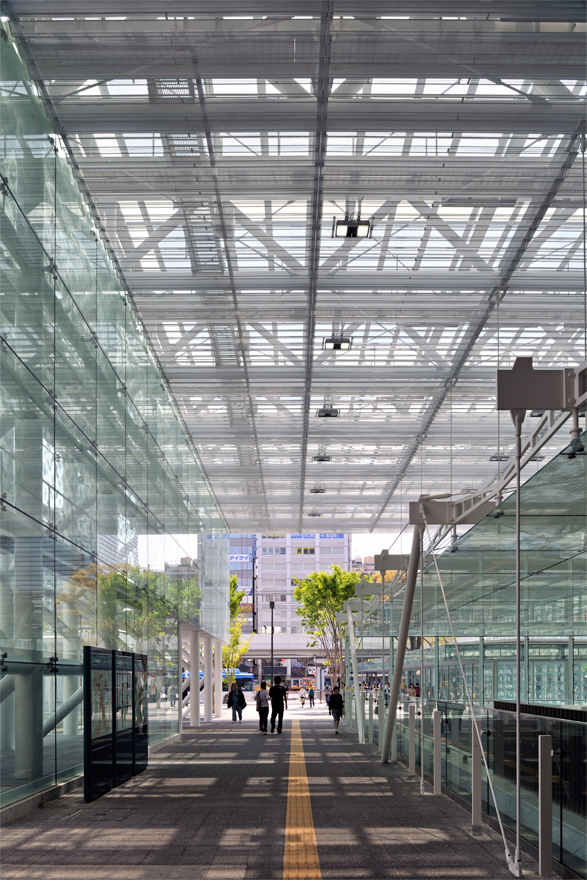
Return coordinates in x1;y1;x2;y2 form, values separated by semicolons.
8;2;587;532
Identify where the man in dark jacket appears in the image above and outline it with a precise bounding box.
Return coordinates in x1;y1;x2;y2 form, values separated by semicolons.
269;676;288;734
329;686;344;734
227;682;246;722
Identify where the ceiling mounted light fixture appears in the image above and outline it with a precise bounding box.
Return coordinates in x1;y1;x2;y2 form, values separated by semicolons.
307;510;322;517
313;451;331;462
310;485;325;494
323;335;352;351
332;200;371;239
332;217;371;239
316;404;339;418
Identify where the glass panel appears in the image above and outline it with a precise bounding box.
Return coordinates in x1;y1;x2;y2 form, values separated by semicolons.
0;31;229;810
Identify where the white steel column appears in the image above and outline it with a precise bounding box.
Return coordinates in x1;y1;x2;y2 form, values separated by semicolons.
177;621;183;733
538;735;552;877
471;723;483;828
433;709;442;795
368;692;373;744
347;605;364;744
203;637;213;723
214;639;223;718
190;629;200;727
408;703;416;776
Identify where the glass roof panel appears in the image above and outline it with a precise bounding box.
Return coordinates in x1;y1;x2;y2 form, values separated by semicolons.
9;3;587;532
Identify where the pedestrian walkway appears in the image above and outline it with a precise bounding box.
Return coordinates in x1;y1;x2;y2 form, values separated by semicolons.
1;698;544;880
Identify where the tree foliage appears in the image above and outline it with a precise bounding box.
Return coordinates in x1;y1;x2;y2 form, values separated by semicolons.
222;575;250;688
292;565;364;682
371;569;400;584
58;560;200;708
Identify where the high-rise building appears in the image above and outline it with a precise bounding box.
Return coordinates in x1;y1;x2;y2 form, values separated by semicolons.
228;534;255;634
229;532;351;643
254;532;350;637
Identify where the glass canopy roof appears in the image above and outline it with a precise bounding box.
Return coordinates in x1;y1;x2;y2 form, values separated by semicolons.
7;1;587;531
356;431;586;640
408;430;586;639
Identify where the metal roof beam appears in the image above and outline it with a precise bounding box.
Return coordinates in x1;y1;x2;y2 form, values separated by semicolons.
368;126;583;531
297;2;332;530
52;100;585;135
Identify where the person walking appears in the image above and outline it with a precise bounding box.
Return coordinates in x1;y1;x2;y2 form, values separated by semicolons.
169;684;177;708
329;686;344;734
269;676;288;734
325;684;331;714
408;682;416;702
227;682;245;722
299;686;307;708
256;681;270;734
308;685;315;708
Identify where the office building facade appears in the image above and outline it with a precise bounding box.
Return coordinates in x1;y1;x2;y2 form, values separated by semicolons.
255;532;350;635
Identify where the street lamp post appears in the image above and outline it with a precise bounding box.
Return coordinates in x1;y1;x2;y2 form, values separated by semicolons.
270;601;275;684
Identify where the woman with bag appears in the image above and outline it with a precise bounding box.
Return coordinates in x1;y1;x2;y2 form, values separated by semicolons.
299;687;307;708
256;681;269;734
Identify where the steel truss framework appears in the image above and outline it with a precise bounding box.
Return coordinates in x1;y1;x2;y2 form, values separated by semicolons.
5;1;587;532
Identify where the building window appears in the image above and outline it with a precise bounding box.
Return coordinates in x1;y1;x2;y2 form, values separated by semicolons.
262;546;286;555
295;547;315;555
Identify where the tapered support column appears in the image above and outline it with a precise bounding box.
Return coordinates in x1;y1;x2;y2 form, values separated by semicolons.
538;735;552;877
14;667;43;779
381;526;421;763
203;637;213;723
433;709;442;795
190;629;200;727
214;639;223;718
471;723;483;828
378;688;385;754
14;532;43;780
62;609;81;736
408;703;416;777
368;692;373;744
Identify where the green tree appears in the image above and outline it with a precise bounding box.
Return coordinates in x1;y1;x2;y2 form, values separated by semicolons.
222;575;251;689
58;561;199;710
293;565;364;683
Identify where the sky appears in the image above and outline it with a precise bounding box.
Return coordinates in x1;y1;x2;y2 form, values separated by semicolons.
350;532;403;560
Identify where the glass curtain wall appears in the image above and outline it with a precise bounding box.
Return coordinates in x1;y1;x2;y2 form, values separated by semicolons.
0;31;229;808
352;431;586;876
355;430;586;704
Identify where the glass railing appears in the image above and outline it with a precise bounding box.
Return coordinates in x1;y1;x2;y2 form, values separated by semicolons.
362;699;585;878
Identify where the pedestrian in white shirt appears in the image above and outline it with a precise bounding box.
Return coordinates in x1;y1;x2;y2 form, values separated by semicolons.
256;682;270;734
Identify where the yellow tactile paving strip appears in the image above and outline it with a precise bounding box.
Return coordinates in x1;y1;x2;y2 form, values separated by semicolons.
283;719;321;880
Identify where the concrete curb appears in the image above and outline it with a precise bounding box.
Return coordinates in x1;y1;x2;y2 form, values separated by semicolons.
0;775;83;826
1;733;182;825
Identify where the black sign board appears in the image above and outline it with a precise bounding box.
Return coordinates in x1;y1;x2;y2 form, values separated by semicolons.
83;647;149;802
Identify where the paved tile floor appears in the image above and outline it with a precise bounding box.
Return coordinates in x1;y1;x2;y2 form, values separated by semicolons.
1;698;548;880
